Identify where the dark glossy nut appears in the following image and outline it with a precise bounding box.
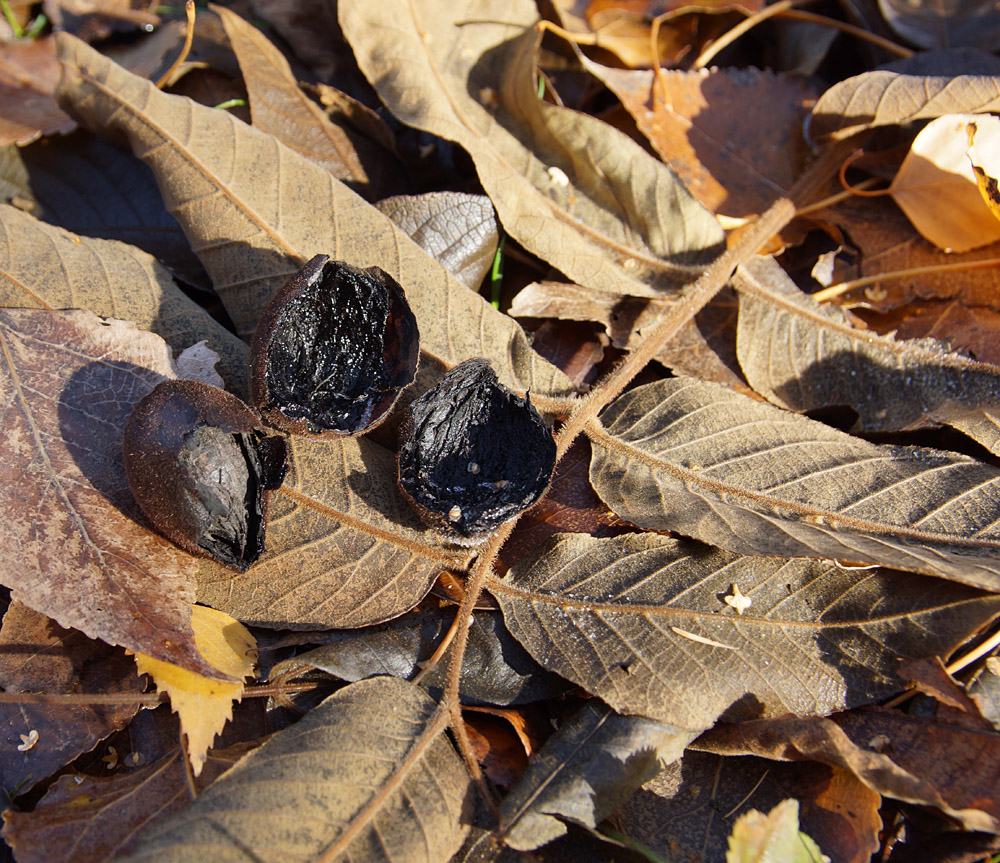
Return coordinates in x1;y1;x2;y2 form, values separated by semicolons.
123;380;288;571
251;255;420;438
398;358;556;543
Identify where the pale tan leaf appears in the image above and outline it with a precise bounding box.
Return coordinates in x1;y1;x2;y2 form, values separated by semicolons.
117;678;472;863
494;533;1000;729
809;49;1000;141
0;203;248;395
733;256;1000;434
134;606;255;777
340;0;723;299
55;33;572;399
0;309;222;676
726;800;827;863
588;377;1000;589
889;114;1000;252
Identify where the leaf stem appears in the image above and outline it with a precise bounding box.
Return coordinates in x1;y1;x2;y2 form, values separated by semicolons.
813;257;1000;303
0;0;23;38
155;0;196;89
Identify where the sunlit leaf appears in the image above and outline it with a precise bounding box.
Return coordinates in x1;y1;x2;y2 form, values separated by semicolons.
589;377;1000;589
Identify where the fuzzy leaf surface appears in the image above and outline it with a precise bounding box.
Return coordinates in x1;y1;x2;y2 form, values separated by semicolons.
55;33;572;398
589;377;1000;589
340;0;723;298
493;533;1000;728
117;677;471;863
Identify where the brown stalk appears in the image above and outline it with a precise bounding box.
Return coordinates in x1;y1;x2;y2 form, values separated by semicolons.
441;136;862;818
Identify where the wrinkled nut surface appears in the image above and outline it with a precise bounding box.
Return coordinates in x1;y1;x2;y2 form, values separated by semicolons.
398;358;556;543
251;255;420;437
123;380;288;571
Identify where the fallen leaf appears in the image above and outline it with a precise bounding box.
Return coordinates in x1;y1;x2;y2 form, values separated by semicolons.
0;748;245;863
619;751;880;863
589;376;1000;588
809;48;1000;141
340;0;724;299
580;61;814;217
510;280;744;387
0;309;224;677
376;192;498;291
55;33;573;399
733;255;1000;433
493;533;1000;729
820;194;1000;313
115;678;472;863
967;114;1000;222
269;608;568;706
43;0;158;42
0;36;75;146
500;699;696;851
9;131;210;289
195;432;474;629
970;656;1000;730
215;5;400;200
133;606;256;777
0;601;145;797
726;799;827;863
0;203;247;395
700;708;1000;833
888;114;1000;252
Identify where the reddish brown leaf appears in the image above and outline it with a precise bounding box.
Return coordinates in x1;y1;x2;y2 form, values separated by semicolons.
0;309;224;678
1;748;244;863
581;61;816;217
0;37;75;146
700;708;1000;833
0;601;145;796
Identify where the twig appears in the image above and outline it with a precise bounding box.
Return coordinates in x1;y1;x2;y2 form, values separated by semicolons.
155;0;196;89
813;257;1000;303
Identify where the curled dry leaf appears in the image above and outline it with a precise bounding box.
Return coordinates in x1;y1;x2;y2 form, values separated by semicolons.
493;533;1000;729
500;700;696;851
733;256;1000;433
808;48;1000;141
340;0;724;299
375;192;499;291
0;309;224;677
888;114;1000;252
114;678;472;863
589;377;1000;589
54;32;572;400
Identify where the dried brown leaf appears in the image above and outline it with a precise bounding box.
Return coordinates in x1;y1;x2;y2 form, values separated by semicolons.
492;533;1000;729
809;49;1000;141
619;751;881;863
115;678;471;863
589;377;1000;588
376;192;498;291
340;0;724;299
55;33;572;399
877;0;1000;50
700;709;1000;833
0;309;222;676
0;37;75;146
0;203;247;395
733;256;1000;433
580;61;814;218
0;601;145;796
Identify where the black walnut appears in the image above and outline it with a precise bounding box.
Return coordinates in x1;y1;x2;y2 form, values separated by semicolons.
251;255;420;438
123;380;288;571
398;359;556;543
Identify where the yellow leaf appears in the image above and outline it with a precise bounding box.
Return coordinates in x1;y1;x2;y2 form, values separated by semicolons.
133;605;255;776
966;115;1000;225
889;113;1000;253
